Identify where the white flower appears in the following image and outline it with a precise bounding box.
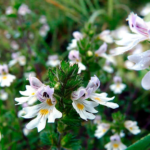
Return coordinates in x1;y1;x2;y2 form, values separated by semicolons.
0;90;8;101
110;76;126;94
23;98;62;132
18;4;31;16
6;6;13;15
67;31;83;50
0;64;16;87
105;134;127;150
95;43;116;64
71;87;98;121
87;76;118;109
39;24;50;37
9;52;26;67
142;71;150;90
95;123;110;138
46;55;60;67
124;60;134;69
124;120;141;135
99;30;113;43
113;13;149;55
39;15;47;24
93;115;101;124
15;76;45;105
11;41;19;50
68;50;86;73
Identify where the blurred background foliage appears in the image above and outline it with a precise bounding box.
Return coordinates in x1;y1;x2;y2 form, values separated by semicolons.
1;0;150;150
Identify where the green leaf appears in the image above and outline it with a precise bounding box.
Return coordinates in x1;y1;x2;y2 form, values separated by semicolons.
40;131;59;146
126;134;150;150
61;133;81;150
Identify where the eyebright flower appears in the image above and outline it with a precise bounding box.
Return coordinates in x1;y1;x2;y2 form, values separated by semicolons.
9;52;26;67
93;115;101;124
105;134;127;150
5;6;13;15
87;76;118;109
110;76;126;94
113;13;150;55
0;90;8;101
99;30;113;43
15;75;45;105
11;41;19;50
68;50;86;73
39;15;47;24
0;64;16;87
71;87;98;121
18;4;31;16
67;31;83;50
39;24;50;37
124;120;141;135
46;55;60;67
95;43;115;64
95;123;110;138
22;91;62;132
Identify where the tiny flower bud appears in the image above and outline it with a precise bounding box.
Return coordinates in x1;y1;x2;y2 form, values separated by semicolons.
87;50;93;57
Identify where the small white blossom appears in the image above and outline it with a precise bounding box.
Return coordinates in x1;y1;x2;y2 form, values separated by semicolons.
39;15;47;24
11;41;19;50
103;61;114;73
124;120;141;135
0;64;16;87
0;90;8;101
9;52;26;67
23;97;62;132
95;123;110;138
39;24;50;37
18;4;31;16
68;50;86;74
105;135;127;150
46;55;60;67
140;3;150;16
5;6;13;15
110;76;126;94
71;87;98;121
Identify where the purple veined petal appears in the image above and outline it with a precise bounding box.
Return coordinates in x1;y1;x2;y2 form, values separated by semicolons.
131;57;150;70
113;76;122;83
36;87;46;102
73;31;83;41
110;134;120;142
68;50;81;61
86;75;100;92
29;75;43;89
0;64;9;74
112;34;147;56
128;13;149;37
141;71;150;90
95;43;107;56
71;87;87;100
45;85;54;98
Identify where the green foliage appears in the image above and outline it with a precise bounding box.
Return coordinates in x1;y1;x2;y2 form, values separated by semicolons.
61;133;81;150
126;134;150;150
40;131;59;147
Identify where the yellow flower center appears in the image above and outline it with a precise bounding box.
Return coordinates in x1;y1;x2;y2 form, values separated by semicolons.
113;143;119;148
2;76;7;80
129;127;133;130
95;53;99;57
31;92;35;95
116;83;120;88
40;109;49;115
77;103;84;110
95;97;101;101
46;99;53;106
102;129;106;133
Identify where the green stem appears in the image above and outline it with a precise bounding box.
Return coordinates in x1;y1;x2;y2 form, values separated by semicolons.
108;0;113;18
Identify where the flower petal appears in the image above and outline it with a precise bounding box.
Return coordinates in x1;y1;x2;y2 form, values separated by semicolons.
142;71;150;90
